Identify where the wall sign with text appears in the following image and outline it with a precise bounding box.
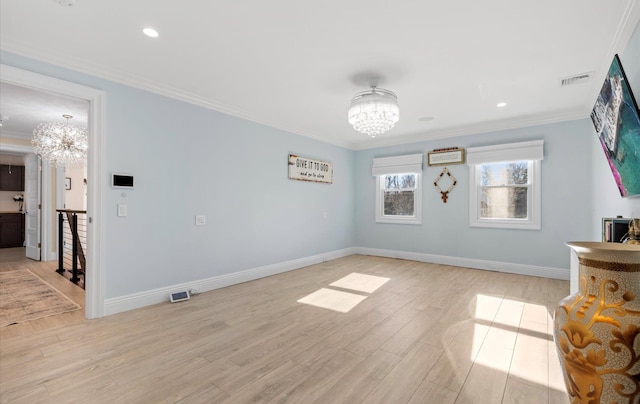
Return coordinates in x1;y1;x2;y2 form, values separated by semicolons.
427;147;465;166
288;154;333;184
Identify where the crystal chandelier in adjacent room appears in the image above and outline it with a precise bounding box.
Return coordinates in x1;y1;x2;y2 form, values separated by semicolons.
32;114;88;168
348;86;399;138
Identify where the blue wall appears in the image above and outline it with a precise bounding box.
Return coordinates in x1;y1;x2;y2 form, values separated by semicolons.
1;51;356;299
354;119;593;269
103;85;356;297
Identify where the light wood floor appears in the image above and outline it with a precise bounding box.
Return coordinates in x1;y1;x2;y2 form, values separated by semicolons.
0;254;570;403
0;248;85;339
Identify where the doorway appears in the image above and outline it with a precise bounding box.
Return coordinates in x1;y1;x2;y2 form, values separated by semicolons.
0;151;42;259
1;64;105;319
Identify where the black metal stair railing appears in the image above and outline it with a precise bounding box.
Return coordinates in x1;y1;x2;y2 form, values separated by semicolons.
56;209;87;288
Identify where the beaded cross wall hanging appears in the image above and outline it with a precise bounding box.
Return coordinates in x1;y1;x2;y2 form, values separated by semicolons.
433;167;457;203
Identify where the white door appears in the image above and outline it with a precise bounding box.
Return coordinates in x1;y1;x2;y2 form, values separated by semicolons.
24;153;41;260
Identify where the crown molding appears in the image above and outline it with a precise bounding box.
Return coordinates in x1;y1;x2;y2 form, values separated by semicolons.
0;42;606;152
1;43;354;150
349;109;588;150
0;131;31;140
584;0;640;110
0;142;34;154
606;0;640;60
0;44;592;152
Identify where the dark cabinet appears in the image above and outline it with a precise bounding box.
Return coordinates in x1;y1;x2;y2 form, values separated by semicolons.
602;217;634;243
0;165;25;191
0;213;25;248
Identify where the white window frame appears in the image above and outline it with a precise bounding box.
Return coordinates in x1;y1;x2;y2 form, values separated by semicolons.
372;154;423;225
467;140;543;230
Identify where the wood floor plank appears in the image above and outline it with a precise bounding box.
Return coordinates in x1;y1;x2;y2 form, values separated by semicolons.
0;254;571;403
502;377;549;404
424;319;492;391
210;320;339;395
310;349;402;404
0;383;51;404
409;380;458;404
510;319;550;389
219;360;311;404
344;304;422;357
363;341;443;404
379;306;446;356
270;349;364;403
290;308;390;366
455;346;513;403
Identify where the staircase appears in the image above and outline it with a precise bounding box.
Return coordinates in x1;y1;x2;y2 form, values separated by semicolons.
56;210;86;289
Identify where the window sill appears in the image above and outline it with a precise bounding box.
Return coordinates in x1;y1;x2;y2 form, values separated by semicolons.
469;219;540;230
376;217;422;225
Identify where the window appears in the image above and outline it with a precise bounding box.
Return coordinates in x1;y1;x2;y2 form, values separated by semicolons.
372;154;422;224
467;140;543;230
479;161;531;219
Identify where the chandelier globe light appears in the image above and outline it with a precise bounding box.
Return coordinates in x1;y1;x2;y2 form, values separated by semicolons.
32;114;88;168
348;86;399;138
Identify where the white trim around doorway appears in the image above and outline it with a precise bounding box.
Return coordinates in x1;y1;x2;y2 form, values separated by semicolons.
1;64;106;319
0;144;53;260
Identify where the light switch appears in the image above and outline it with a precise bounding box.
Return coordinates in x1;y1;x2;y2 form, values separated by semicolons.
117;204;127;217
195;215;206;226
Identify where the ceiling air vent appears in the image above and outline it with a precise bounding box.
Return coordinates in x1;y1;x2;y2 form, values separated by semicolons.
53;0;76;6
560;72;593;87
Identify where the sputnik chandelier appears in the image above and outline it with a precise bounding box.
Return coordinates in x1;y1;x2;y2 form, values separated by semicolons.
32;114;88;168
348;86;399;138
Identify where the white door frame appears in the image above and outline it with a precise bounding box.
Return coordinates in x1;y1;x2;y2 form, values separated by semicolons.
0;145;47;258
23;153;41;260
1;64;105;319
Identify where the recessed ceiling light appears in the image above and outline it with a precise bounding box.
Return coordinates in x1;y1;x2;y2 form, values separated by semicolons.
143;28;159;38
497;102;507;108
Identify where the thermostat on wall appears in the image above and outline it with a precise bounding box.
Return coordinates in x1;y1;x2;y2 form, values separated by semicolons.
170;290;190;303
112;173;134;188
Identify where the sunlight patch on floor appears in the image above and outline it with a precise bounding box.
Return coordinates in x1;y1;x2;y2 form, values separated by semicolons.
472;294;503;323
329;272;390;293
297;288;367;313
297;273;390;313
470;294;560;390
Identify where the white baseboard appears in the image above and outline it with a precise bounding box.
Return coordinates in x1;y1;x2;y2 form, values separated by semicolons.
103;247;356;316
104;246;568;316
354;247;569;281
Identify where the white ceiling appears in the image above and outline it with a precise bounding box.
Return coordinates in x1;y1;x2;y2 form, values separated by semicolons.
1;0;639;150
0;82;88;138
